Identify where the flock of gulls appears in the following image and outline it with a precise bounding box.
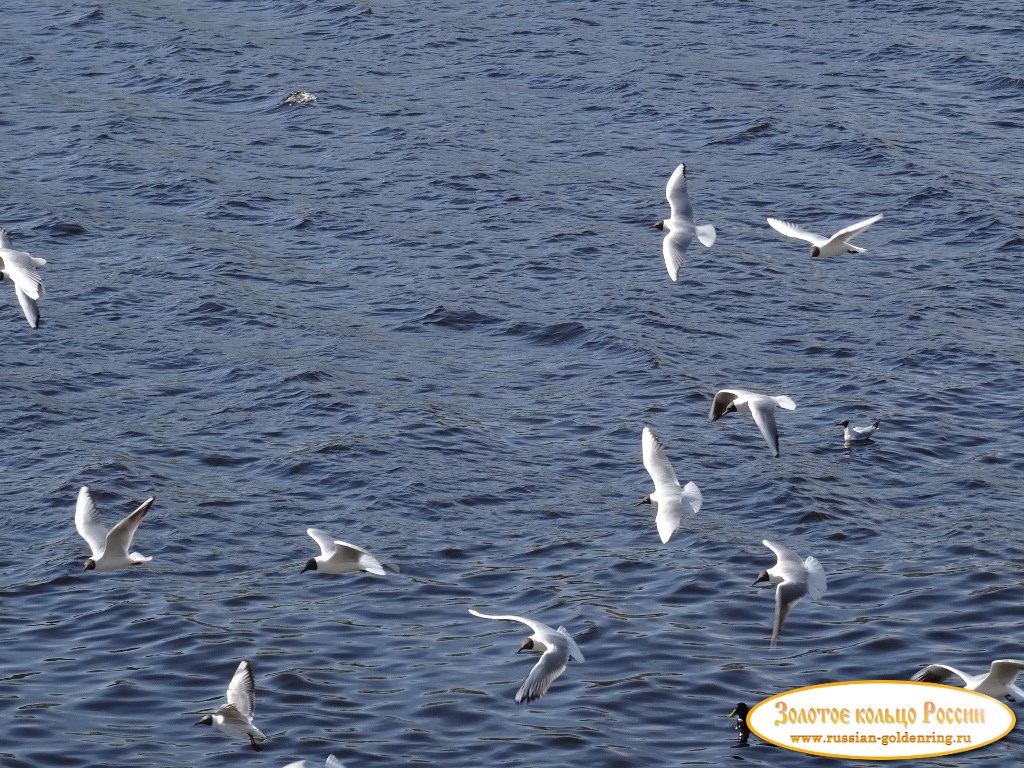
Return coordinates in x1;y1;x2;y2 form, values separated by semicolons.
3;159;1021;760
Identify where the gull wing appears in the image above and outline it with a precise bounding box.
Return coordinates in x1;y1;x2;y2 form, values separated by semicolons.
662;227;693;282
664;164;694;222
75;486;109;558
987;659;1024;688
557;625;585;663
763;539;806;576
642;427;681;493
332;539;388;576
468;608;547;637
104;497;154;560
325;757;347;768
515;642;570;704
306;528;338;558
0;248;44;300
748;398;782;457
829;213;883;244
912;664;970;686
767;217;825;247
13;283;39;329
226;660;257;719
771;578;807;649
655;482;702;545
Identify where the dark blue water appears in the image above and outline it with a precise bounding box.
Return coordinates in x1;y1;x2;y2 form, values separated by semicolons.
2;1;1023;766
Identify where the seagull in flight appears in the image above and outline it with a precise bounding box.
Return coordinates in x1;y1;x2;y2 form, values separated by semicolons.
709;389;796;457
301;528;397;575
0;226;46;328
195;659;267;751
654;163;716;281
752;539;827;649
468;608;585;703
767;213;882;258
639;426;702;543
75;486;155;572
912;659;1024;701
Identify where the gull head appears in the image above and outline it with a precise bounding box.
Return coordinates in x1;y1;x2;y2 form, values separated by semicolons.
810;245;821;257
83;558;97;571
653;220;665;230
301;557;318;574
637;494;652;506
195;715;214;727
517;637;536;654
752;569;770;586
835;419;850;427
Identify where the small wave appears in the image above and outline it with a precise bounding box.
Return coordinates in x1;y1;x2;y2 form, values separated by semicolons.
708;121;772;146
504;320;587;346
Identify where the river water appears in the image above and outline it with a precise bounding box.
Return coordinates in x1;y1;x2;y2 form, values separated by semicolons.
2;1;1022;766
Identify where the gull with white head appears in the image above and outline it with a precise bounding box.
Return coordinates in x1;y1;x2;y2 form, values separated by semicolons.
654;163;716;281
638;426;702;543
75;486;155;572
468;609;585;703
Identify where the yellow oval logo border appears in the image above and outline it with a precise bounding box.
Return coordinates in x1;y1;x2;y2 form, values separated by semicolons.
747;680;1016;760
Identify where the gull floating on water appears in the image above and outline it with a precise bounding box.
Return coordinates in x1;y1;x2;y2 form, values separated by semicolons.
709;389;796;457
75;486;155;572
282;756;346;768
767;213;882;258
753;539;827;649
654;163;716;281
837;418;881;443
301;528;397;575
468;608;585;703
196;659;267;751
0;227;46;328
639;426;702;543
912;659;1024;701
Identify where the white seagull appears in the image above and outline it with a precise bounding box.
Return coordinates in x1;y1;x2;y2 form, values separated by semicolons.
654;163;716;281
0;226;46;328
837;418;881;443
767;213;882;258
301;528;397;575
75;486;155;572
468;609;585;703
709;389;796;457
638;426;702;543
195;659;267;751
282;756;346;768
911;659;1024;701
752;540;827;649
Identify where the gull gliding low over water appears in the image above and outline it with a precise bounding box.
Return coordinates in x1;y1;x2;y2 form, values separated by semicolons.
767;213;883;258
301;528;397;575
468;609;585;703
639;426;702;543
195;659;267;751
654;163;716;281
75;486;155;572
837;418;881;443
0;226;46;329
282;756;345;768
911;659;1024;701
709;389;796;457
753;539;827;649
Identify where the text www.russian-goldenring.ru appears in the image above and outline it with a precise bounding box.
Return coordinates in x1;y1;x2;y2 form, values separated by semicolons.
789;732;972;748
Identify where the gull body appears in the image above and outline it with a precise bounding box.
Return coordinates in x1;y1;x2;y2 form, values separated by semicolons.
468;608;584;703
282;757;345;768
752;539;827;649
837;418;881;443
912;659;1024;701
654;163;716;281
301;528;396;575
638;426;702;543
195;660;267;751
767;213;882;258
75;486;155;572
0;227;46;328
709;389;796;457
